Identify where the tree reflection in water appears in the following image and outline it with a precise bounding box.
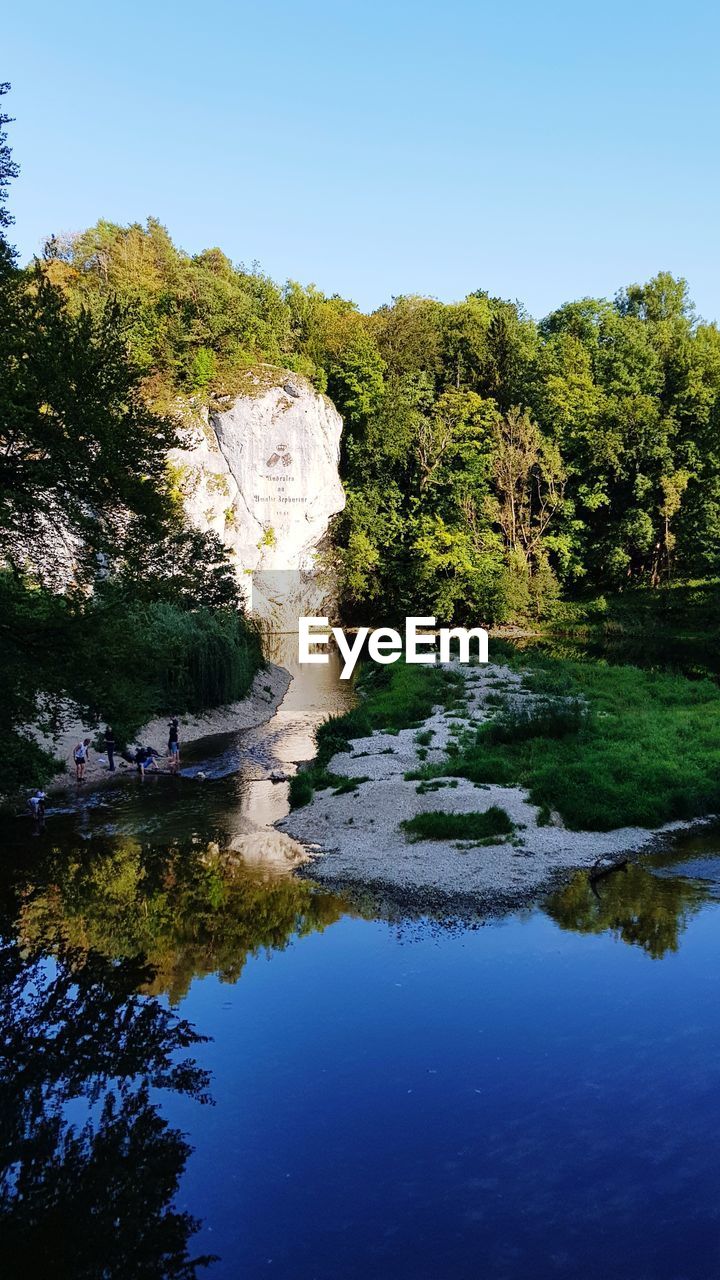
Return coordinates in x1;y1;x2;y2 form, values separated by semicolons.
545;861;710;958
0;942;215;1278
0;838;349;1276
12;836;349;1002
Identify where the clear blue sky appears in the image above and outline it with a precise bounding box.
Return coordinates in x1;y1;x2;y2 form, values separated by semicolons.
4;0;719;321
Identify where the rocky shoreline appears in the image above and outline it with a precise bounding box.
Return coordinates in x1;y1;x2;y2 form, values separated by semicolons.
280;661;713;907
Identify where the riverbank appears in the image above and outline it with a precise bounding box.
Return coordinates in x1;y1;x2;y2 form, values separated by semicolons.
35;662;291;798
281;657;719;907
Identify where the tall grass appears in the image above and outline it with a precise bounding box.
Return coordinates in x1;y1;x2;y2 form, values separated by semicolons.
86;602;262;745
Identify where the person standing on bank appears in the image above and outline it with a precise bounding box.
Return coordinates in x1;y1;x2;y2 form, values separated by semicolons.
168;717;180;772
104;725;116;772
73;738;91;782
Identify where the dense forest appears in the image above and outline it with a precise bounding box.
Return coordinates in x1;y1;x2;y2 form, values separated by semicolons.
3;79;720;791
41;212;720;626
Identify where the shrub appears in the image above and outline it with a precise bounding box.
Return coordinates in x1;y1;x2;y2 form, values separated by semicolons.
401;807;515;841
485;699;587;744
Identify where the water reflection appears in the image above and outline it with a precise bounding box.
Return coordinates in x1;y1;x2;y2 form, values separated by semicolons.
545;860;712;958
3;631;720;1276
5;836;350;1003
0;940;215;1278
0;813;351;1276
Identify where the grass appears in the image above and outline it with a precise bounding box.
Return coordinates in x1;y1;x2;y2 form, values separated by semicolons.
415;779;459;795
401;807;515;842
411;648;720;831
484;692;506;707
485;699;587;744
294;637;720;832
332;775;370;796
289;661;464;808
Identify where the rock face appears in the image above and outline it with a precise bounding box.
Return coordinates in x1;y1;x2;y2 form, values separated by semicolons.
172;369;345;628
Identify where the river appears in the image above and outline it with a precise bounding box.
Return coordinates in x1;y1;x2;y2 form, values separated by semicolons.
1;639;719;1278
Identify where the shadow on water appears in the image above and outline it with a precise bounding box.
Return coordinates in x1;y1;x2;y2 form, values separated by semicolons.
0;832;354;1277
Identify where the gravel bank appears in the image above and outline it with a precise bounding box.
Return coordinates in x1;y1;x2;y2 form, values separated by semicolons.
280;661;707;907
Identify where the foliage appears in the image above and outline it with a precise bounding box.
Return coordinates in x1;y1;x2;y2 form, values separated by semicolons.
27;166;720;626
6;84;720;801
401;806;514;841
0;98;261;797
0;571;261;795
26;171;720;627
0;83;18;273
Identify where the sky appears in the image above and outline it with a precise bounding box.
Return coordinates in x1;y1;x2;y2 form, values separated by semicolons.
4;0;719;321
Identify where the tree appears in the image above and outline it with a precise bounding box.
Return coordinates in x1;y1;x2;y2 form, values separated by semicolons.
0;83;18;272
0;273;178;583
488;406;566;572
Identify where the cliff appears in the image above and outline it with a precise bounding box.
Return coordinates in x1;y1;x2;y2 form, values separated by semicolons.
171;368;346;627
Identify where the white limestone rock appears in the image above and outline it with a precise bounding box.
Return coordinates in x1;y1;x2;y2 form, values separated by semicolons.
171;369;345;626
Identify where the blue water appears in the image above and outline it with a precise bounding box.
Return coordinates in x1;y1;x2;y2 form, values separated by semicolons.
168;895;720;1280
2;646;720;1278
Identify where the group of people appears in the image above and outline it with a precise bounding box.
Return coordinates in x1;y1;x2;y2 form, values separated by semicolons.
69;718;181;782
133;719;181;775
28;718;184;822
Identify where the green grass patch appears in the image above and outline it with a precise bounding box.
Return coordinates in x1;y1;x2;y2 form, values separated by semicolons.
486;699;586;744
332;775;370;796
416;651;720;831
289;661;463;808
401;806;515;842
484;692;506;707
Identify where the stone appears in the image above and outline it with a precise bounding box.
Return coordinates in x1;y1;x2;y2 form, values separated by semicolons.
7;368;345;632
171;368;345;627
